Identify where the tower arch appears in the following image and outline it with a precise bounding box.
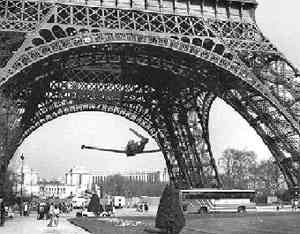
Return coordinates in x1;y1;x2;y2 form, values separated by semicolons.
0;0;299;195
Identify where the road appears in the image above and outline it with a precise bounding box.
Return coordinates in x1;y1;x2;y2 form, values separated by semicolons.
0;214;89;234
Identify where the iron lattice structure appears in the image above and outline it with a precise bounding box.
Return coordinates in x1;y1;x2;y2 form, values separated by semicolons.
0;0;299;192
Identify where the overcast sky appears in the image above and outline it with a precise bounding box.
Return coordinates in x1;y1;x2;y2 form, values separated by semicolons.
9;0;300;179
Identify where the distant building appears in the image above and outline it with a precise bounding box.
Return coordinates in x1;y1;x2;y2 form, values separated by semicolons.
64;166;169;190
14;165;40;197
56;176;65;185
120;169;169;184
13;165;169;198
65;166;91;192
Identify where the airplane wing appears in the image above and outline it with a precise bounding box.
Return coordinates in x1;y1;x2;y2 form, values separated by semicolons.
81;145;126;154
81;144;161;156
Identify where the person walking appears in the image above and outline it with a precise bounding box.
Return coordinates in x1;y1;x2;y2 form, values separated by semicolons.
295;199;298;211
47;203;54;227
37;203;45;220
53;205;60;226
45;203;50;220
24;202;28;216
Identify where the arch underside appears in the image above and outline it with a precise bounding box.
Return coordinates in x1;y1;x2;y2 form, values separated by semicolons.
0;1;299;191
2;45;224;189
0;41;298;190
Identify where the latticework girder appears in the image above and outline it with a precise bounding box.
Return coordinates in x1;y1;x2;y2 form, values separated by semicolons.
223;89;299;189
0;44;224;188
0;0;299;192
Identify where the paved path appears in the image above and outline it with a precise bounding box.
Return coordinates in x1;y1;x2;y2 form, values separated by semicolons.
0;214;90;234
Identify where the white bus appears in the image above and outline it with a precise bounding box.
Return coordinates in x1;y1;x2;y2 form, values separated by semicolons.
180;189;256;214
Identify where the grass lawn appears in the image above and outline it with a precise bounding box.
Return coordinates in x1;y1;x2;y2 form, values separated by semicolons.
183;212;300;234
69;212;300;234
68;216;155;234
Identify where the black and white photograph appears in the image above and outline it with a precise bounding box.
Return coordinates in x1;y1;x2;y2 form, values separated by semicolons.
0;0;300;233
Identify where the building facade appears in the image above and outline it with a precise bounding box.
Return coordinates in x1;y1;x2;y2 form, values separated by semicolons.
65;166;91;192
65;166;169;189
13;165;169;198
121;169;169;184
14;165;40;197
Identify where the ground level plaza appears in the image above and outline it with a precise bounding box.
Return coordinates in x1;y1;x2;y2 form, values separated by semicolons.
1;214;89;234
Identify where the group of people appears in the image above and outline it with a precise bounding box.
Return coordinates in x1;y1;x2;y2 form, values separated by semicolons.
37;202;60;227
136;202;149;212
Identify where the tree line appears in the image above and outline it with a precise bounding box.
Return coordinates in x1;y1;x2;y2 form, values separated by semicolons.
96;174;167;197
218;148;290;202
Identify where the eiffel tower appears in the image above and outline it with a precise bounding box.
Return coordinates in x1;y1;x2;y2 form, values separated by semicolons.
0;0;299;198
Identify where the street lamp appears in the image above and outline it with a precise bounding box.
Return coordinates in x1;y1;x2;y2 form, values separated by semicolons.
30;169;33;201
2;105;9;153
20;154;24;216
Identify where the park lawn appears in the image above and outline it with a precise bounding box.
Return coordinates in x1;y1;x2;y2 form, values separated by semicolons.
68;216;155;234
183;212;300;234
69;212;300;234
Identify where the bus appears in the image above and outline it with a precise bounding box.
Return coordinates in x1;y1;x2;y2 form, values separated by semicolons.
179;189;256;214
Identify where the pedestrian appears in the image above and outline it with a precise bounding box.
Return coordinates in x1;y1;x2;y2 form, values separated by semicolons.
45;203;50;220
37;203;45;220
24;202;28;216
53;205;60;226
295;199;298;211
292;199;296;211
37;203;40;219
58;203;62;212
47;203;54;227
144;202;149;212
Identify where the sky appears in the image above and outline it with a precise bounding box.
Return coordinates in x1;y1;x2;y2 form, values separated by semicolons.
9;0;300;179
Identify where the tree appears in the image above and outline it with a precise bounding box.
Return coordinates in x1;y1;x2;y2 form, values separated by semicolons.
87;194;100;215
218;148;288;202
103;174;127;196
254;158;287;202
256;159;280;193
218;148;257;189
101;174;166;197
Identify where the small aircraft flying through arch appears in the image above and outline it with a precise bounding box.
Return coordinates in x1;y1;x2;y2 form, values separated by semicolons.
81;128;161;157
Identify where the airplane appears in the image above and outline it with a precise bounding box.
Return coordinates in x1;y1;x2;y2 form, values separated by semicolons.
81;128;161;157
